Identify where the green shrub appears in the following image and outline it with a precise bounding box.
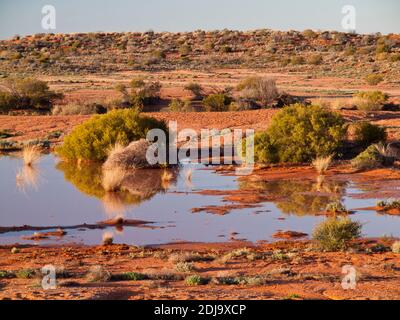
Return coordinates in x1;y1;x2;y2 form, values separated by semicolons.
0;78;62;112
351;144;389;171
354;91;388;111
15;269;37;279
312;217;362;251
167;99;193;112
365;74;384;86
185;275;208;286
115;78;161;108
251;104;346;164
111;272;148;281
57;109;167;162
250;132;279;164
203;94;232;112
353;122;387;147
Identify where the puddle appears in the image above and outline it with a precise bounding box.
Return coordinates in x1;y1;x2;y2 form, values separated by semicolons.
1;154;400;246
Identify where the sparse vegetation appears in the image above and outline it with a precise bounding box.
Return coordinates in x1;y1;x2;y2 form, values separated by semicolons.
312;155;333;174
236;77;279;108
365;74;384;86
203;94;232;112
353;122;387;147
167;99;193;112
184;83;204;99
185;275;208;286
249;104;346;164
22;145;41;166
0;78;62;113
351;144;393;171
57;109;167;162
52;103;107;115
312;217;362;251
353;91;389;111
325;201;349;214
174;262;196;273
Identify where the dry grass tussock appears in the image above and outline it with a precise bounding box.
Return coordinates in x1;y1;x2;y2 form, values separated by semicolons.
22;145;41;166
312;155;333;174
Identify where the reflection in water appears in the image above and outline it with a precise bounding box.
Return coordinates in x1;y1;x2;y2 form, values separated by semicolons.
16;165;41;193
183;168;194;190
239;177;347;216
56;161;178;216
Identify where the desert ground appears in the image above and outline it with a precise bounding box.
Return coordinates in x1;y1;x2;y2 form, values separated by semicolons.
1;30;400;300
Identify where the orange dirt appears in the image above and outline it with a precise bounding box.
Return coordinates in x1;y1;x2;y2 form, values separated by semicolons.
1;240;400;300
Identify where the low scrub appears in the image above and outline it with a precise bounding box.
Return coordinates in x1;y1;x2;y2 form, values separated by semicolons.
57;109;167;162
351;144;394;171
166;99;193;112
377;200;400;211
236;77;279;107
365;74;384;86
248;104;346;164
353;91;388;111
0;78;62;113
312;217;362;251
52;103;107;115
185;275;209;286
352;122;387;147
203;94;232;112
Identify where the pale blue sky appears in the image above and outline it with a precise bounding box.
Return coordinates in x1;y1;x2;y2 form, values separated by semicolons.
0;0;399;39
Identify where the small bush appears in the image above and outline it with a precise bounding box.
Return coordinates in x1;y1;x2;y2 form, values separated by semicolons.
351;145;382;170
307;54;323;65
111;272;148;281
0;78;62;112
250;132;279;164
236;77;279;107
353;122;387;147
203;94;232;112
57;109;167;162
184;83;203;99
312;155;333;174
15;269;37;279
167;99;193;112
377;200;400;211
365;74;384;86
353;91;388;111
325;201;349;214
185;275;208;286
312;217;362;251
250;104;346;164
52;103;107;115
174;262;196;273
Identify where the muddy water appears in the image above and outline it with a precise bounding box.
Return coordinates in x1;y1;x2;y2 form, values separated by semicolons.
0;154;400;246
